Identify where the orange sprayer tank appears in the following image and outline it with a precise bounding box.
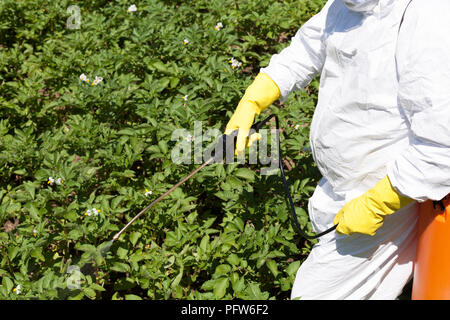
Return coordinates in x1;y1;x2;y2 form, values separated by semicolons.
412;195;450;300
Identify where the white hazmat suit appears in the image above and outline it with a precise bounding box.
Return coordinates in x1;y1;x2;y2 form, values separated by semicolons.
260;0;450;299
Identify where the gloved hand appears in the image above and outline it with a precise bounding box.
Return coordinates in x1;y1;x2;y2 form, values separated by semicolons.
225;73;280;156
333;175;415;236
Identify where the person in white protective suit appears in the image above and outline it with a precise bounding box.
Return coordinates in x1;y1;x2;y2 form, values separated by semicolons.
224;0;450;299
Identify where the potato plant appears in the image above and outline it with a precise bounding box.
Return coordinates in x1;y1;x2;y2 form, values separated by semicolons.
0;0;326;300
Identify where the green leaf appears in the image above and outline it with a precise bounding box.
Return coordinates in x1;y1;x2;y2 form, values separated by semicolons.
2;277;13;293
75;244;96;253
286;261;301;276
201;279;215;291
26;203;40;221
68;229;83;240
266;259;279;277
170;77;180;88
116;247;128;260
0;269;7;277
242;283;269;300
234;168;255;181
63;211;79;222
83;287;96;299
171;265;184;289
111;262;130;273
233;217;244;232
129;231;141;246
213;277;229;299
158;140;168;154
90;283;106;292
226;254;240;266
14;169;26;175
118;128;137;136
112;292;121;300
30;247;45;262
256;257;266;269
215;264;231;275
199;235;209;252
23;183;36;200
231;273;245;293
8;246;20;261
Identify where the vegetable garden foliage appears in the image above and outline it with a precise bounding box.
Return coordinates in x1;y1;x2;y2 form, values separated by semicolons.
0;0;326;300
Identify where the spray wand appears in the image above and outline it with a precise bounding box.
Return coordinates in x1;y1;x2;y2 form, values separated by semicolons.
108;114;336;249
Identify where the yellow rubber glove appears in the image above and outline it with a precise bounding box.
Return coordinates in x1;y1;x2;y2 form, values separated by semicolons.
333;175;414;236
225;73;280;156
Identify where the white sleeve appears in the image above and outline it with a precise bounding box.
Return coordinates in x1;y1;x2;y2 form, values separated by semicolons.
260;0;338;101
387;0;450;202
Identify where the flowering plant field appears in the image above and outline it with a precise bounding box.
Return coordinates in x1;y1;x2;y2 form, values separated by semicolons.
0;0;325;300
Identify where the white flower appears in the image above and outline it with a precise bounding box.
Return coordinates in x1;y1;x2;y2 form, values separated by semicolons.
294;124;300;130
182;95;188;101
33;229;38;237
145;189;153;196
13;285;21;294
183;39;189;45
80;73;103;85
229;57;242;70
214;22;223;31
91;76;103;86
127;4;137;12
84;208;100;216
48;177;63;185
79;73;89;82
